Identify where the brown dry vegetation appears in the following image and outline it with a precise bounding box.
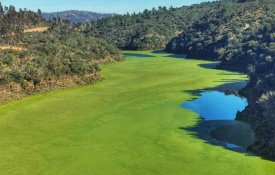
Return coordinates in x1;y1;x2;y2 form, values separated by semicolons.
0;45;26;51
0;27;49;51
23;26;49;33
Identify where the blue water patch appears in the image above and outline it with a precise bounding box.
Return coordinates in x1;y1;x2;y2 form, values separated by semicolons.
182;91;248;120
226;143;242;150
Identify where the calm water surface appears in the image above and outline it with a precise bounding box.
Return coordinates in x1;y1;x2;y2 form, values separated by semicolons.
182;91;248;120
181;82;254;150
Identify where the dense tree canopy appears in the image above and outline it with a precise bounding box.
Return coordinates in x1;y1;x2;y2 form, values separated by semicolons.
0;3;45;44
80;4;216;50
166;0;275;72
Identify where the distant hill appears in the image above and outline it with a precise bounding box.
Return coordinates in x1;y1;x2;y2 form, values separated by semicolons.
42;10;114;23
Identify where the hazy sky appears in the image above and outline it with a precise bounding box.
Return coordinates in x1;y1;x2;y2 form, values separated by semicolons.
0;0;210;14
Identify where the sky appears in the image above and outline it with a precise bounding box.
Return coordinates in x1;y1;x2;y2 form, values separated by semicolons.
0;0;210;14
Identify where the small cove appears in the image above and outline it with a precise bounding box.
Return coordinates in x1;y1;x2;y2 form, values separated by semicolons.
182;81;255;151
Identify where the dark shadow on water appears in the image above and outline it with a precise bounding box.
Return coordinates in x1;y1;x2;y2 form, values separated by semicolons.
150;50;187;59
199;62;220;69
217;72;245;76
165;54;187;59
215;78;246;81
180;120;256;155
183;81;248;97
215;81;247;92
124;53;155;58
152;50;166;54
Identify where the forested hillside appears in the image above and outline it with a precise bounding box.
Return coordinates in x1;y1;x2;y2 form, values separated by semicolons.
43;10;114;24
0;3;45;44
0;5;122;103
166;0;274;72
81;5;214;50
82;0;274;72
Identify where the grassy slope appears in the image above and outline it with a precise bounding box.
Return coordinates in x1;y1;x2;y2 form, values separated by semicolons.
0;51;274;175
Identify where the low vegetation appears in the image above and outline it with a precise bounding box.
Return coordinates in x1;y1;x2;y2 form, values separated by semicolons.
0;29;122;102
0;45;26;51
0;5;122;103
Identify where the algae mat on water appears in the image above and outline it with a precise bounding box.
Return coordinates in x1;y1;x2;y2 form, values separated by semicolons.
0;51;274;175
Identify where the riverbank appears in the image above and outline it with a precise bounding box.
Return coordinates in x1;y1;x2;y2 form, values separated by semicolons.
0;57;122;105
0;73;103;104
